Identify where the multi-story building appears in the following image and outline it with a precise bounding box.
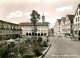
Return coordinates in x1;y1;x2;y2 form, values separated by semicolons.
60;17;66;37
0;20;22;40
65;15;74;37
54;19;61;36
74;4;80;40
19;15;50;37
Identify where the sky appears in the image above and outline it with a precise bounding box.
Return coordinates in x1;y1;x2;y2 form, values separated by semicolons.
0;0;80;28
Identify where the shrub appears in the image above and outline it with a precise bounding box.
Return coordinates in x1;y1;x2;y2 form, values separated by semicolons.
37;37;43;43
42;41;48;47
25;39;32;44
33;46;42;56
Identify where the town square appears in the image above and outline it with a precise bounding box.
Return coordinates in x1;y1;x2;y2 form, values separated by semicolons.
0;0;80;58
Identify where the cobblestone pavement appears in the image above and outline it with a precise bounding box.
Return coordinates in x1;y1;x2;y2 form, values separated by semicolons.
44;37;80;58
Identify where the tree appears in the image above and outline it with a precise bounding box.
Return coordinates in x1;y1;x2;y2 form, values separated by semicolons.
30;10;40;33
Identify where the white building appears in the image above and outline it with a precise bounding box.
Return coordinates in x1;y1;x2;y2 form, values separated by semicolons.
60;17;66;37
19;15;50;37
65;15;74;37
74;4;80;40
54;19;61;37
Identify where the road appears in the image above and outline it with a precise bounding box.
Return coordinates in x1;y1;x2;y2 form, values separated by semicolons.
44;37;80;58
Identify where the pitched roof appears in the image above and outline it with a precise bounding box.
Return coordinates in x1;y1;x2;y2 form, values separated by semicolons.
57;19;61;24
61;17;66;23
67;15;74;23
75;4;80;16
19;22;50;26
0;20;18;25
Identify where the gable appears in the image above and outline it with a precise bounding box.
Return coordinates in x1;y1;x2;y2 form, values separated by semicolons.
65;15;74;24
75;4;80;16
66;16;70;22
55;20;59;25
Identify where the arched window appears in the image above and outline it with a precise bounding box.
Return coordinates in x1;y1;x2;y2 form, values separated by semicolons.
29;33;31;36
32;33;34;36
35;33;37;36
38;33;40;36
41;33;43;36
26;33;28;36
44;33;46;36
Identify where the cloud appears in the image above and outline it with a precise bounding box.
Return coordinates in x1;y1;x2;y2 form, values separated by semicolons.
46;0;59;3
45;16;60;28
7;11;23;18
0;0;39;3
56;5;73;12
25;12;31;19
25;12;31;16
26;0;39;3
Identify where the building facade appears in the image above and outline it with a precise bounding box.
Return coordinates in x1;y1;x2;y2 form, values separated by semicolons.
19;15;49;37
74;4;80;40
60;17;66;37
54;19;61;37
0;20;22;40
65;15;74;37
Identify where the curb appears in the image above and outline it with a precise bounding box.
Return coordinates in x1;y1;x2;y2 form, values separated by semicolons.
38;44;51;58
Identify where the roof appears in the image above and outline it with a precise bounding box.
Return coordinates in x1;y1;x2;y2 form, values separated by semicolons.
61;17;66;24
57;19;61;24
75;4;80;16
67;15;74;23
0;20;18;25
19;22;50;26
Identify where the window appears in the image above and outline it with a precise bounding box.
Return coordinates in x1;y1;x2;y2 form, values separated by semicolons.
44;33;46;36
79;11;80;15
77;12;78;15
75;31;77;34
29;33;31;36
38;30;40;32
41;33;43;36
78;24;79;28
78;17;79;21
38;33;40;36
76;18;77;22
26;33;28;36
41;30;43;32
